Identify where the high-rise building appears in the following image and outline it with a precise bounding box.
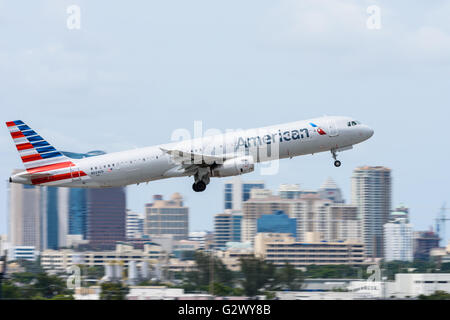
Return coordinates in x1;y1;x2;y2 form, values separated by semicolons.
8;169;44;251
352;166;392;258
257;210;297;238
318;177;344;203
86;187;126;249
413;231;440;261
384;206;413;262
224;176;264;210
68;188;87;237
241;191;290;244
144;193;189;241
126;210;144;239
242;190;361;244
62;150;107;239
278;184;301;199
188;231;209;250
0;234;9;256
42;187;68;250
213;210;242;249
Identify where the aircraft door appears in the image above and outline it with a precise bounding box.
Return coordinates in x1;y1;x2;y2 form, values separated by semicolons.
327;119;339;137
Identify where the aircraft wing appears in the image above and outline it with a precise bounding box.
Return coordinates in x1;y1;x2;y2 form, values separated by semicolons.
160;147;233;166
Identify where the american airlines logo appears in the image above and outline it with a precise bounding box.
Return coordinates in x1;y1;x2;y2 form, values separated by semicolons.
235;127;312;150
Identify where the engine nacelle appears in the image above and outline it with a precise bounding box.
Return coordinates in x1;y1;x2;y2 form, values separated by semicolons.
211;156;255;177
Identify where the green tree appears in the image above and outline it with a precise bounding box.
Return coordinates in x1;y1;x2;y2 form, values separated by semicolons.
32;273;72;299
85;266;104;279
239;256;275;297
100;282;129;300
439;263;450;273
304;265;360;279
418;290;450;300
209;282;233;296
183;251;234;292
1;280;22;299
275;263;304;291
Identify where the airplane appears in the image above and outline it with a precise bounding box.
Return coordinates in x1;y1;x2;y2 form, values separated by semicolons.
6;116;373;192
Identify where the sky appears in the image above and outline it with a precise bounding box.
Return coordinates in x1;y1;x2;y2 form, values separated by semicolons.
1;1;449;243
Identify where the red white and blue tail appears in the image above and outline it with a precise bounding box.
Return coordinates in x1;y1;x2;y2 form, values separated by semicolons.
6;120;87;185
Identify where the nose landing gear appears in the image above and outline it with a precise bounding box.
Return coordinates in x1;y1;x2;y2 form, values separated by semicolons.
331;149;341;167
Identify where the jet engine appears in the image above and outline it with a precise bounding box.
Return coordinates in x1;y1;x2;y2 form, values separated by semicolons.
211;156;255;177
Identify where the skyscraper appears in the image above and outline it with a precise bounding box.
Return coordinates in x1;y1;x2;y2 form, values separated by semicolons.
278;184;301;199
318;177;344;203
43;187;68;250
352;166;392;258
224;176;264;210
384;206;413;262
62;150;107;239
68;188;87;237
413;231;440;261
86;187;126;249
257;210;297;238
126;210;144;239
8;169;44;251
213;210;243;249
144;193;189;241
242;188;361;244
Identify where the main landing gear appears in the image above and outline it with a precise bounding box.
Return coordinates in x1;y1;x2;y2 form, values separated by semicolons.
192;168;210;192
331;149;341;167
192;181;206;192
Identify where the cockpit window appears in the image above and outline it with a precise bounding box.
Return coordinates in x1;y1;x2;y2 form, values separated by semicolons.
348;120;361;127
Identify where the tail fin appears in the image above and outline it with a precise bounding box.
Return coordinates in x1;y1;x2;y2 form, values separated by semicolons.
6;120;72;171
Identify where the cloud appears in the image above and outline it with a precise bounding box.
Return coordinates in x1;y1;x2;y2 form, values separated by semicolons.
264;0;369;50
263;0;450;67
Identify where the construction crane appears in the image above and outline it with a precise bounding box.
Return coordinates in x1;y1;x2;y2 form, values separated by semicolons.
435;203;450;247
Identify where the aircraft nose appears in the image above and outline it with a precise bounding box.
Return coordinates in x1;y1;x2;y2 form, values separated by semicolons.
362;125;374;140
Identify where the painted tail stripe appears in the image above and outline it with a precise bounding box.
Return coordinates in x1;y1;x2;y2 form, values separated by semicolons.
11;131;25;139
27;135;43;142
18;149;39;156
36;146;56;153
32;171;87;185
17;125;31;131
22;130;37;137
24;158;71;169
16;143;34;151
31;141;50;148
27;161;74;173
6;121;16;127
21;154;43;162
40;152;62;159
14;120;24;125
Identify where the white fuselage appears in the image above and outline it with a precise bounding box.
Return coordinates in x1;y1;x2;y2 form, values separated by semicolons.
10;115;374;188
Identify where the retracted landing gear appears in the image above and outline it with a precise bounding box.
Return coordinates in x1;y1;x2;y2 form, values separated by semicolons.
331;149;341;167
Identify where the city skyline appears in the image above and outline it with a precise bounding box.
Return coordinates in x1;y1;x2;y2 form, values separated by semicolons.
3;165;449;246
1;1;450;244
